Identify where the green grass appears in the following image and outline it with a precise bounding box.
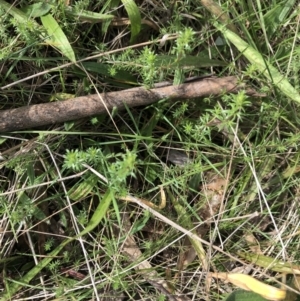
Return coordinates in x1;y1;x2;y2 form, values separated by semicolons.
0;0;300;300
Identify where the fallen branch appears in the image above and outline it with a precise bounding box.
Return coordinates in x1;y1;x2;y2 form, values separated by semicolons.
0;76;261;132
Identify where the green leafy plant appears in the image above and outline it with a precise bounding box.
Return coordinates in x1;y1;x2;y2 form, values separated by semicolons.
1;0;300;300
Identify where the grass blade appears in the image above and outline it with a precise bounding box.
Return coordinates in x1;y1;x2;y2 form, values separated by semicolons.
65;6;114;22
0;1;75;62
215;24;300;104
264;0;296;37
21;2;53;18
0;0;29;22
0;189;113;300
154;54;227;68
68;174;99;201
77;188;114;237
121;0;141;43
40;14;76;62
238;251;300;274
0;240;69;301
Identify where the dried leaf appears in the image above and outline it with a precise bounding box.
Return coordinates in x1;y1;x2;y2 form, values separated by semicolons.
211;273;286;301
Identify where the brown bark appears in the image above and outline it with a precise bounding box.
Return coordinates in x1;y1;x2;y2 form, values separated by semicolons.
0;76;258;132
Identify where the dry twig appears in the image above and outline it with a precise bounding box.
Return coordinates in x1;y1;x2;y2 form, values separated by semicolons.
0;76;262;132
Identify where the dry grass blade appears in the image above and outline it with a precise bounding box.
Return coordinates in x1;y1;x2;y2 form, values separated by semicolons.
120;186;166;210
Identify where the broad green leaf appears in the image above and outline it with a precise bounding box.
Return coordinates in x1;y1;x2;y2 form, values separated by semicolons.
0;256;23;266
215;24;300;104
264;0;296;37
131;211;151;234
21;2;53;18
68;174;98;201
64;121;75;131
0;137;7;145
0;239;69;301
81;62;137;84
110;0;120;6
238;251;300;274
0;0;29;22
0;189;113;300
76;189;113;237
0;0;75;62
121;0;141;43
155;54;227;68
225;289;274;301
40;14;76;62
65;6;114;22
